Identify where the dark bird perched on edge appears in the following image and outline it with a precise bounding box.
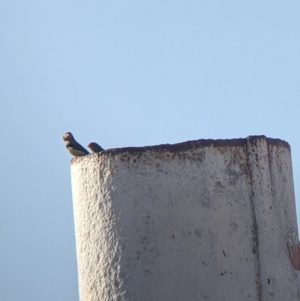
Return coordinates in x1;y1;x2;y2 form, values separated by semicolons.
62;132;89;157
87;142;104;153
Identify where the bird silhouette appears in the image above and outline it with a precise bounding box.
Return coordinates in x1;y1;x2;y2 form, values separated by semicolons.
87;142;104;153
62;132;89;156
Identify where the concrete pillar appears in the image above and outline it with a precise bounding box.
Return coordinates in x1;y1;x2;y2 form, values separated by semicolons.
70;136;300;301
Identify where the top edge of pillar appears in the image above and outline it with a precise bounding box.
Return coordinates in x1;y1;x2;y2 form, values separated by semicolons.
70;135;290;164
108;135;290;154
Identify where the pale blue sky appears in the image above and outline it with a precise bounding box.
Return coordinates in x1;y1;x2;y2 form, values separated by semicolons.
1;1;300;300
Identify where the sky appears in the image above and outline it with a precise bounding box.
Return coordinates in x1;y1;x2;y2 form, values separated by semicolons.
1;1;300;300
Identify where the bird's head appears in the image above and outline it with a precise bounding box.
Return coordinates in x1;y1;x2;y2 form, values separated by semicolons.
87;142;95;151
62;132;74;141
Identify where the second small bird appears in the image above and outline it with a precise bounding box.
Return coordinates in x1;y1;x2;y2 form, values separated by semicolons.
87;142;104;153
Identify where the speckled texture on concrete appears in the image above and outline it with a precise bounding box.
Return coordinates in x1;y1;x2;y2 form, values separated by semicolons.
70;136;300;301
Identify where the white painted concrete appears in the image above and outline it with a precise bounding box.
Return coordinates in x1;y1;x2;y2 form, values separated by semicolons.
70;136;300;301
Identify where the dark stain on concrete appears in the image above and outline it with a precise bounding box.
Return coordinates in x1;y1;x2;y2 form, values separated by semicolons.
247;138;263;301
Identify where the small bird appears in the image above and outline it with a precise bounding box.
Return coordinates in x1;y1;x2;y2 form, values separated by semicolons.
87;142;104;153
62;132;89;157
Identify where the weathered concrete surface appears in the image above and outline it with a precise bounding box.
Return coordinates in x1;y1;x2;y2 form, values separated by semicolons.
70;136;300;301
